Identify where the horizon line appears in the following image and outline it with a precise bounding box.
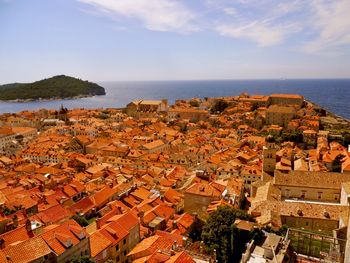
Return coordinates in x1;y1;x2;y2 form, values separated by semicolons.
1;76;350;85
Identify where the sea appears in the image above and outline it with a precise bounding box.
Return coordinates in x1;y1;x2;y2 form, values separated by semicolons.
0;79;349;120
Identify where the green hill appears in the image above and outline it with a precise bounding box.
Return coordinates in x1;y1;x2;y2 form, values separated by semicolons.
0;75;106;101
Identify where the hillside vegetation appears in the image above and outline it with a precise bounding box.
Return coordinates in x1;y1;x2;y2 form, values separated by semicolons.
0;75;105;101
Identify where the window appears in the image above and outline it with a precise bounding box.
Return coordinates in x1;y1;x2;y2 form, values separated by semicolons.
123;239;126;245
284;189;290;198
116;244;119;251
124;251;127;256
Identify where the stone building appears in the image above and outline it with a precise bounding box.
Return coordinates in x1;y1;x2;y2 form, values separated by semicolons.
168;108;209;122
184;182;222;218
266;105;296;127
269;94;304;109
263;135;277;174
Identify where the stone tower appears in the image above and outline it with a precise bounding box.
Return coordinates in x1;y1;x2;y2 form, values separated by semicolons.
263;135;277;174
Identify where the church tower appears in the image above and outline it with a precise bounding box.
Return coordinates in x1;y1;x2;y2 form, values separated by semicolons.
263;135;277;174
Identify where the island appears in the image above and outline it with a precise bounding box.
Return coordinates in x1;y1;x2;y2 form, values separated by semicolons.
0;75;106;101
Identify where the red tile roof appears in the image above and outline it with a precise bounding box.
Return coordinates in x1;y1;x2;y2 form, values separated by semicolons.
185;182;221;197
90;230;112;258
2;236;52;263
40;219;88;255
69;196;95;215
33;204;71;225
99;221;129;246
0;226;33;248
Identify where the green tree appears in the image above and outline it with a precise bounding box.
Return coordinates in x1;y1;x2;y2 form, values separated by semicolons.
189;100;200;107
201;206;254;263
188;218;205;241
343;133;350;147
72;215;89;227
332;154;345;172
0;75;105;101
71;256;94;263
210;99;229;114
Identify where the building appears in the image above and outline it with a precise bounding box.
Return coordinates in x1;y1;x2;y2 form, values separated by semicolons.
126;99;168;117
241;232;293;263
262;136;277;174
184;182;222;218
1;236;54;263
168;108;209;122
269;94;304;109
266;105;296;127
273;170;350;202
238;95;270;107
0;126;37;153
140;139;168;153
40;220;90;263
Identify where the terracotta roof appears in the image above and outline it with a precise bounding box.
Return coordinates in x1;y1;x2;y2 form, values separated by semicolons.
185;182;221;197
164;188;183;205
91;186;118;208
251;200;349;223
34;204;71;225
267;105;296;114
142;140;165;150
114;210;139;232
63;185;77;197
128;231;183;258
89;230;112;257
41;219;88;255
234;219;257;231
0;226;33;247
167;251;195;263
274;170;350;190
2;236;52;263
69;196;95;215
270;94;303;99
100;220;129;246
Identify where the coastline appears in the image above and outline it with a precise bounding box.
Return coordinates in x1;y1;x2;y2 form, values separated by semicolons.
305;99;350;123
0;94;104;103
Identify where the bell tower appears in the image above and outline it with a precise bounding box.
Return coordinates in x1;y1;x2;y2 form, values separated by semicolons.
263;135;277;174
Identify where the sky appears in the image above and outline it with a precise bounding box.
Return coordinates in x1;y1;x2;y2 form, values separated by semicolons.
0;0;350;83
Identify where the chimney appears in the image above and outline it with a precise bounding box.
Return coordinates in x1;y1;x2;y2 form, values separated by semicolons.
172;220;177;230
138;211;145;226
0;238;5;249
12;215;18;228
25;219;32;233
172;240;177;251
39;184;44;192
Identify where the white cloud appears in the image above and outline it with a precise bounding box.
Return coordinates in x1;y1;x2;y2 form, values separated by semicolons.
223;7;237;16
78;0;198;33
215;0;304;46
217;22;289;46
302;0;350;53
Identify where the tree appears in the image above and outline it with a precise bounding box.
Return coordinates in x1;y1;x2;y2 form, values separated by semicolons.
71;256;95;263
189;100;200;107
210;99;229;114
72;215;89;227
332;154;345;172
188;217;205;241
201;206;254;263
343;133;350;147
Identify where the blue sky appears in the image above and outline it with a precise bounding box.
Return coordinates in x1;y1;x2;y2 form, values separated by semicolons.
0;0;350;83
